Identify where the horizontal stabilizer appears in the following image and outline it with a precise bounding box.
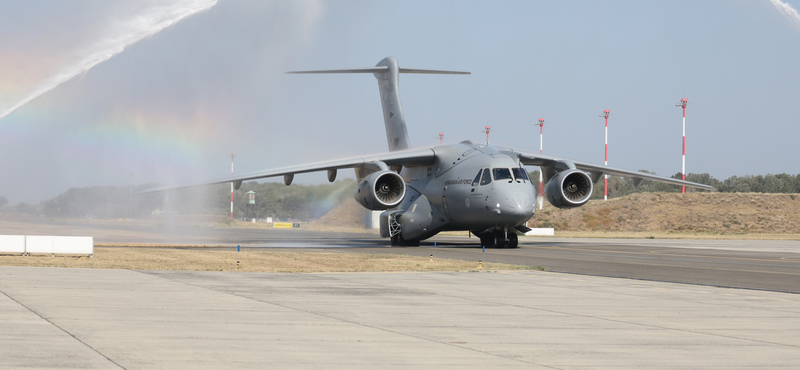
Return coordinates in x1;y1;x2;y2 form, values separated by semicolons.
398;68;470;75
286;67;388;74
286;67;470;75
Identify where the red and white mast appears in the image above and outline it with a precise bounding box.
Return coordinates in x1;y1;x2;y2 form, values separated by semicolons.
536;118;546;210
676;98;688;194
600;110;610;201
437;132;444;145
230;152;235;219
482;126;491;145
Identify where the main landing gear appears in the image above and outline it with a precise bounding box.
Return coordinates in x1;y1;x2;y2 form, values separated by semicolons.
477;229;518;248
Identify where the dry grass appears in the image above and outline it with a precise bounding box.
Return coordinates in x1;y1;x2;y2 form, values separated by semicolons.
0;247;532;273
528;192;800;236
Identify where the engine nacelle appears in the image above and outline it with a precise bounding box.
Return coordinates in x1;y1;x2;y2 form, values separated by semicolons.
544;169;593;209
355;170;406;210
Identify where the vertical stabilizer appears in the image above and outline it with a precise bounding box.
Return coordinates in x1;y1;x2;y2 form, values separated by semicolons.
287;57;469;152
373;57;409;151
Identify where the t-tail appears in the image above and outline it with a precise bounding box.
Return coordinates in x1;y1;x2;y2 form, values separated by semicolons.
287;57;470;152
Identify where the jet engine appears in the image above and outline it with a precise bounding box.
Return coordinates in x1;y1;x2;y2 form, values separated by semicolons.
355;170;406;210
544;169;593;209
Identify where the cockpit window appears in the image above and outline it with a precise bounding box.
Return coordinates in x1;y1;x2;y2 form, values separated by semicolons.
479;168;492;185
512;168;529;182
471;170;482;186
493;168;513;182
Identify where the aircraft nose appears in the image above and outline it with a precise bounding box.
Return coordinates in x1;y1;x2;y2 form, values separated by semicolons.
504;192;534;217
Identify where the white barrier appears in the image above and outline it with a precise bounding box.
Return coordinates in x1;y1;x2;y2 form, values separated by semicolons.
0;235;26;254
0;235;93;256
525;228;555;236
25;235;54;255
53;236;93;256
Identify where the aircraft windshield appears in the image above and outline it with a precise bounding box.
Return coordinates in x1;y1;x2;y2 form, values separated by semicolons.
472;170;482;186
493;168;513;182
512;168;529;182
479;168;492;185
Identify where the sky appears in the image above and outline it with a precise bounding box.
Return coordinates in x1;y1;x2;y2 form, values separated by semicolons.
1;0;799;204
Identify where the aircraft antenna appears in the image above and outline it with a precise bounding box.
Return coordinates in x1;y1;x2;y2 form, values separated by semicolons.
599;110;610;201
481;126;491;145
536;118;546;210
675;98;688;194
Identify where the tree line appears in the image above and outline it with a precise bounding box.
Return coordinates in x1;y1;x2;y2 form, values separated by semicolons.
527;170;800;199
2;171;800;219
0;179;356;221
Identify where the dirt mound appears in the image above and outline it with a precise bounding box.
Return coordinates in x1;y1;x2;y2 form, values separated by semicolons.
312;198;366;228
313;192;800;235
529;192;800;234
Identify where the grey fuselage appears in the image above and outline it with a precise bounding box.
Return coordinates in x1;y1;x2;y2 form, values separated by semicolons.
397;141;536;239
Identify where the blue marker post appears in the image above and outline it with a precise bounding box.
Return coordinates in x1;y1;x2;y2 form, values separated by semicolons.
434;242;437;248
483;245;485;266
237;245;240;252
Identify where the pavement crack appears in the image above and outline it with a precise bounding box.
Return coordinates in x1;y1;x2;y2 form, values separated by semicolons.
0;287;127;370
138;270;560;369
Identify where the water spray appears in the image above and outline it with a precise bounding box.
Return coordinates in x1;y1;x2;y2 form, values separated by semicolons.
0;0;217;121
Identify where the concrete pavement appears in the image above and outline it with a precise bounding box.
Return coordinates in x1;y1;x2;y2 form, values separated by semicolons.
2;266;799;369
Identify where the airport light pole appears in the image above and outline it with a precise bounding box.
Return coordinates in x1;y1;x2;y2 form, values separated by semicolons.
482;126;491;145
536;118;546;210
676;98;688;194
600;110;610;201
230;152;236;219
437;132;444;145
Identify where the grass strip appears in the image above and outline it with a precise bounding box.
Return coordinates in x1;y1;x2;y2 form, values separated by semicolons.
0;247;535;273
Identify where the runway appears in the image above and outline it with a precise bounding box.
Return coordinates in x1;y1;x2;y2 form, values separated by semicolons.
192;229;800;294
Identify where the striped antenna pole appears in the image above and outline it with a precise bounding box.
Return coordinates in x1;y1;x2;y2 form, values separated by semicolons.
230;152;235;218
536;118;546;210
437;132;444;145
482;126;491;145
676;99;688;194
600;110;610;201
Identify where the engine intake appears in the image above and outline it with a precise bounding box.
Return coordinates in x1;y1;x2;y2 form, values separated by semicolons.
544;169;593;209
355;170;406;210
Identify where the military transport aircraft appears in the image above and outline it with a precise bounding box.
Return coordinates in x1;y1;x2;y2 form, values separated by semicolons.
147;56;714;248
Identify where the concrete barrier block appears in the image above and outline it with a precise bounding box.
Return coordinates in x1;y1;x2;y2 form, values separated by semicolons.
26;235;54;254
53;236;93;256
0;235;26;254
525;228;555;236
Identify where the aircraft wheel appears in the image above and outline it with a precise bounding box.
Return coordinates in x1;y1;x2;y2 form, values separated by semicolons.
391;234;419;247
507;233;519;248
479;234;491;248
492;232;506;248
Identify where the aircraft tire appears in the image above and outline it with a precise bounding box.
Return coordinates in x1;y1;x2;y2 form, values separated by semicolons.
507;233;519;248
479;234;491;248
391;234;420;247
492;232;505;248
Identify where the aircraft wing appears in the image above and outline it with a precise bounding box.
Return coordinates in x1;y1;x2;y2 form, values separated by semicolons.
513;151;716;191
142;148;435;193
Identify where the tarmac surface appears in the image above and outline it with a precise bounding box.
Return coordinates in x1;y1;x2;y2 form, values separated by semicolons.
3;222;800;368
2;266;800;369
